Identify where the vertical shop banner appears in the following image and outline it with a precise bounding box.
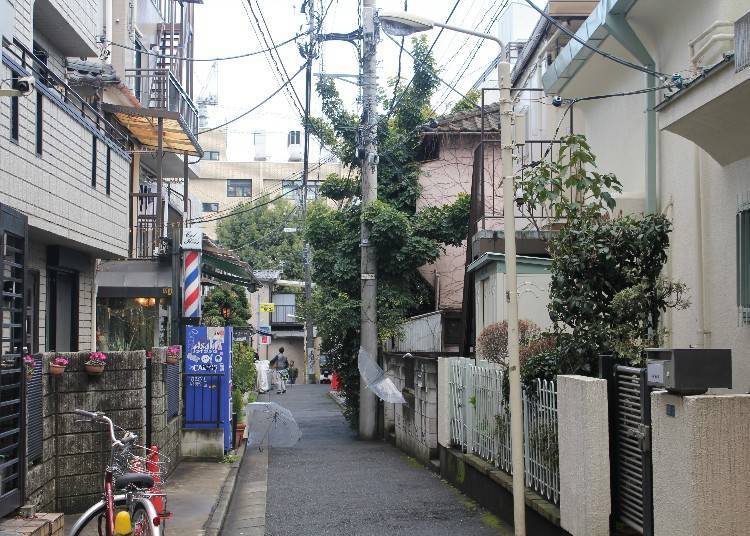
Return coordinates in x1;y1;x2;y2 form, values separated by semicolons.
184;326;234;451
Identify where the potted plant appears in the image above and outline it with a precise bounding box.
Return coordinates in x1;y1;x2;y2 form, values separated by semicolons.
23;355;35;380
232;387;246;448
166;345;180;366
49;355;69;376
85;352;108;375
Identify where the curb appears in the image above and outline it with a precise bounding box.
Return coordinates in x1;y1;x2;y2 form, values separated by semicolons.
327;390;346;409
203;443;245;536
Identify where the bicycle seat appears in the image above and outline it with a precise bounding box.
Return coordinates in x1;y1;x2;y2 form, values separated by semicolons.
115;472;155;490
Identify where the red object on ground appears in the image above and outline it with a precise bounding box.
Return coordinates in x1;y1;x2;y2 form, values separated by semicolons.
331;373;340;391
147;446;167;517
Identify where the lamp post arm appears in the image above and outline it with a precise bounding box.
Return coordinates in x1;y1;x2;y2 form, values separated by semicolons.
433;22;505;58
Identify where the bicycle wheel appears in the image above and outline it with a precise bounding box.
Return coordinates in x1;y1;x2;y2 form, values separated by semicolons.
132;504;156;536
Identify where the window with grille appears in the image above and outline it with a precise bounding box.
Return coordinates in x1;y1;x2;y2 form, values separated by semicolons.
227;179;252;197
202;202;219;212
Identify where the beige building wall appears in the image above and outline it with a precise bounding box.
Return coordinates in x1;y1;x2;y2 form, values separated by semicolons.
526;0;750;391
191;130;344;238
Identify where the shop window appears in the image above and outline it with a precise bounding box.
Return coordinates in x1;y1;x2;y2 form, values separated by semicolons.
96;297;171;351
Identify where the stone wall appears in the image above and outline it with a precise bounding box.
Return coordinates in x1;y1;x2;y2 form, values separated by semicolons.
24;348;182;514
385;354;438;463
148;347;182;476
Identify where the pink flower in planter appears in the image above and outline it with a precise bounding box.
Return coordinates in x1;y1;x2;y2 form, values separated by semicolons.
86;352;108;366
146;351;153;359
23;355;35;377
51;356;69;367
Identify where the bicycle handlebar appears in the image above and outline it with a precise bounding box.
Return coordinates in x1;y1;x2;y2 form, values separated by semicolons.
74;409;121;446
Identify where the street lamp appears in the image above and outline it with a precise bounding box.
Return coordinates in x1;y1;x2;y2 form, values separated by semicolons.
381;12;525;536
221;305;231;325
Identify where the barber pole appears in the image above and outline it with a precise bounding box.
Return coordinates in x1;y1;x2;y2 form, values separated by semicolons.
183;250;201;318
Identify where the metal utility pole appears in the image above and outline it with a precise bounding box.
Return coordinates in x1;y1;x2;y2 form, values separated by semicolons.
359;0;379;440
302;0;316;384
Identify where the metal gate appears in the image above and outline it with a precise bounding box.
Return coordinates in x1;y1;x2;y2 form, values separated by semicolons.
0;205;27;517
601;358;654;535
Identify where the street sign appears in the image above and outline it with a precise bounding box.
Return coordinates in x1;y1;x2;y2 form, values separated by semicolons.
182;228;202;250
260;334;271;345
283;227;298;233
260;302;275;313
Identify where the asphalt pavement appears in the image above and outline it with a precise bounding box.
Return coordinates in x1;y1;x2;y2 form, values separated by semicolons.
258;384;504;536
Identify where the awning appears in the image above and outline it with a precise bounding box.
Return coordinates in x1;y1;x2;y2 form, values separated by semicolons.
202;253;259;291
97;259;173;298
102;104;202;156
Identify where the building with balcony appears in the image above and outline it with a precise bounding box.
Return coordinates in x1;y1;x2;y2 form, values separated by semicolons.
0;0;135;518
249;270;319;384
191;129;345;239
536;0;750;393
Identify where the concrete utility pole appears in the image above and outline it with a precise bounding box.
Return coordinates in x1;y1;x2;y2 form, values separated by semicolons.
378;11;525;534
499;59;526;536
302;0;316;384
359;0;379;440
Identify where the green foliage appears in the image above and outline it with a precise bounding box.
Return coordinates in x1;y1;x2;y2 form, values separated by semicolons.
232;387;244;420
232;342;257;394
518;134;690;374
216;196;304;279
516;134;622;227
319;173;360;202
203;285;251;328
450;89;480;114
307;37;468;427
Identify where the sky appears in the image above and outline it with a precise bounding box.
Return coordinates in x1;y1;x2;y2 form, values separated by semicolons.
192;0;545;162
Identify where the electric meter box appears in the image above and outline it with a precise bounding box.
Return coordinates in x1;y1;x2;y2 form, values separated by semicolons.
646;348;732;395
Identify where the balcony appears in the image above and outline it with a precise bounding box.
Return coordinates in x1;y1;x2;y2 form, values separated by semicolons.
272;304;300;325
2;39;130;151
131;188;182;259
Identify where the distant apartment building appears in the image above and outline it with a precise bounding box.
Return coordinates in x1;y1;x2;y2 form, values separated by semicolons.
192;129;345;238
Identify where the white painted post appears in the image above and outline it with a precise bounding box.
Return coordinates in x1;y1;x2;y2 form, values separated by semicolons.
557;375;611;536
437;357;454;448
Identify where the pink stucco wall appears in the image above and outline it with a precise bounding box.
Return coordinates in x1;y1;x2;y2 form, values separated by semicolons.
417;135;502;311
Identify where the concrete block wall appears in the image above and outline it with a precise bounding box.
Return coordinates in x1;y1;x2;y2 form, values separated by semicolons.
652;392;750;536
556;375;611;536
386;354;439;463
53;351;146;513
148;347;182;476
24;351;148;513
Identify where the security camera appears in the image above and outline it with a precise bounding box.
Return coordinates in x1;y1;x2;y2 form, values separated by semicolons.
15;76;35;96
0;75;35;98
515;187;525;208
551;95;564;108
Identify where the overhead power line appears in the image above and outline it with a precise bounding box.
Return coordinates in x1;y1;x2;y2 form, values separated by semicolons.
198;63;306;134
109;33;306;62
522;0;668;79
188;186;303;224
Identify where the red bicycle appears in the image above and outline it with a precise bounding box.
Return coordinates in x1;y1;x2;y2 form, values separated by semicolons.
69;409;168;536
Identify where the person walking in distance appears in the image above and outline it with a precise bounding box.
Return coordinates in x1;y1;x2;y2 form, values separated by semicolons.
270;347;289;394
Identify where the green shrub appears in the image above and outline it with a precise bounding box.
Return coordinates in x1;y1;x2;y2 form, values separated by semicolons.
232;342;257;394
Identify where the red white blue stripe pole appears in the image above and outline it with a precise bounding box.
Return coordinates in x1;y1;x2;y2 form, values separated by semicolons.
183;250;201;318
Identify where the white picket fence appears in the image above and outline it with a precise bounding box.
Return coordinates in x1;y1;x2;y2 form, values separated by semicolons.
448;358;560;505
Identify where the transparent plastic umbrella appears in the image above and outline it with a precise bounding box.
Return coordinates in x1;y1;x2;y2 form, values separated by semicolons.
246;402;301;448
358;348;406;404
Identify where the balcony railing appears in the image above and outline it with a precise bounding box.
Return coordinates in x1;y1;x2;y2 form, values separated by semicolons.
272;304;299;324
126;68;199;136
3;38;130;151
131;189;182;259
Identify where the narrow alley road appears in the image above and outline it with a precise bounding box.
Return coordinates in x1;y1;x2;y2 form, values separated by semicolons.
223;384;504;536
